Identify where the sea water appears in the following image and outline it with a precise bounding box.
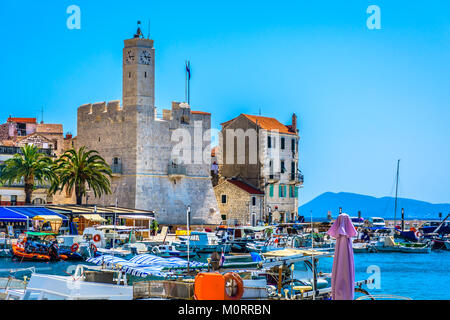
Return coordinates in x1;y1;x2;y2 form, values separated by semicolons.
306;250;450;300
1;251;449;300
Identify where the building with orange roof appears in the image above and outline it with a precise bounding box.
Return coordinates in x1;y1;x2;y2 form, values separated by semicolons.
218;113;303;224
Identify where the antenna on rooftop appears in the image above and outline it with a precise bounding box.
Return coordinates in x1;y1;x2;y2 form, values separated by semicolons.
147;20;151;39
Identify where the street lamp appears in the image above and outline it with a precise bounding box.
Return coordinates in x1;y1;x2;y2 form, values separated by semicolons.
187;205;191;273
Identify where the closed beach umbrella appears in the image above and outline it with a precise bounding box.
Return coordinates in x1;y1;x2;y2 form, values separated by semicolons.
327;213;357;300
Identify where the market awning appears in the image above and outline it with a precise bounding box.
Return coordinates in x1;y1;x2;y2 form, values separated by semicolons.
80;214;107;223
0;208;28;221
7;207;68;220
32;215;63;222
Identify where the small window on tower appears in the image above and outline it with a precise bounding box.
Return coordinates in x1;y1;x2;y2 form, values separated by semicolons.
145;72;147;78
129;72;131;78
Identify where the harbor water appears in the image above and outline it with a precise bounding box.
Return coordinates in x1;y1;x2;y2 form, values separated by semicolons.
1;251;449;300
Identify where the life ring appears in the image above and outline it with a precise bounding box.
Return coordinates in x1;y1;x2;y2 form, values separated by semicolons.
90;243;97;253
415;231;423;238
71;243;79;252
93;234;101;242
224;273;244;301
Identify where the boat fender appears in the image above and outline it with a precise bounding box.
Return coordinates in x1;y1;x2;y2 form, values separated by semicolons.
71;243;79;252
93;234;101;242
224;272;244;301
415;231;423;239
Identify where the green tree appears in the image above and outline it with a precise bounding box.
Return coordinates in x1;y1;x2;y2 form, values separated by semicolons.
150;219;159;236
0;145;55;204
51;147;112;205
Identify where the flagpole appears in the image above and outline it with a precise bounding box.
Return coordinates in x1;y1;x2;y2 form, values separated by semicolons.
185;61;188;103
188;61;191;105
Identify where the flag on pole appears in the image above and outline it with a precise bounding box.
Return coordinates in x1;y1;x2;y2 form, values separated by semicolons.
186;61;191;80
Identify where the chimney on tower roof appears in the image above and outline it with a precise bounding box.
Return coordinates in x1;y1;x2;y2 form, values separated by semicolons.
292;113;298;133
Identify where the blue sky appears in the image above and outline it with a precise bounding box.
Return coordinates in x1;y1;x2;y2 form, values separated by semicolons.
0;0;449;205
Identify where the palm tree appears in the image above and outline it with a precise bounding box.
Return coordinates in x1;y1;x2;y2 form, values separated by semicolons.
50;147;112;205
0;145;55;204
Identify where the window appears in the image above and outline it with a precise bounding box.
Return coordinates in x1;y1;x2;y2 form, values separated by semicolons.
221;195;227;204
281;161;286;173
129;72;131;78
113;157;120;165
290;185;295;198
252;197;256;206
145;72;147;78
11;195;17;206
279;185;287;198
269;184;274;197
292;139;296;153
221;215;227;221
281;137;285;150
17;123;26;136
268;136;272;148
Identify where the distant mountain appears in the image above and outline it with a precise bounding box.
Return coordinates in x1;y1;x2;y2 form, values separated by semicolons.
299;192;450;220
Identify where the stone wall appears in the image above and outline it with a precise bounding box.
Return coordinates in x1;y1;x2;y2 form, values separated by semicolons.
214;180;264;226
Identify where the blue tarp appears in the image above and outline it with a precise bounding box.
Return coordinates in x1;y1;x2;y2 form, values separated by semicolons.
0;207;28;221
6;207;68;220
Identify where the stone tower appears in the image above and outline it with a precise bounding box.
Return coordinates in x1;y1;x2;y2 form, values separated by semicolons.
122;35;155;116
76;26;221;225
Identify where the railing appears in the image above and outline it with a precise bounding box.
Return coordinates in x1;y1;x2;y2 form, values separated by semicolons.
0;146;53;156
290;172;304;184
267;173;281;181
111;163;122;174
168;163;187;176
0;177;51;189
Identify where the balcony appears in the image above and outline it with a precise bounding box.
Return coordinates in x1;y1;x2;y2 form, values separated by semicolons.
267;173;280;182
0;178;51;189
289;172;304;185
168;163;187;177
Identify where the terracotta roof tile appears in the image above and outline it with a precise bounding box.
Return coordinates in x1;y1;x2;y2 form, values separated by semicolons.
221;114;296;135
0;140;16;147
7;117;36;124
243;114;295;135
191;111;211;116
227;179;264;195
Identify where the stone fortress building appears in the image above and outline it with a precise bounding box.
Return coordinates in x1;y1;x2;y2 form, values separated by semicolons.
76;27;221;225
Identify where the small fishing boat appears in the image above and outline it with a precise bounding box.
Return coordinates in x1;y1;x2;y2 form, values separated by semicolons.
150;244;196;258
11;232;83;262
353;242;377;253
398;243;431;253
175;231;230;253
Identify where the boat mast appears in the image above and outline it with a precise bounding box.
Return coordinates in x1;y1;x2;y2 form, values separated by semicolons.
394;159;400;228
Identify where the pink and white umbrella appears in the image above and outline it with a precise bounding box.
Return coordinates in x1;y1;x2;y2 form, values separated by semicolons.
327;213;357;300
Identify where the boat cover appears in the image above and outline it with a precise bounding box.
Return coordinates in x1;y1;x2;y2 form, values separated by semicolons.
87;254;208;278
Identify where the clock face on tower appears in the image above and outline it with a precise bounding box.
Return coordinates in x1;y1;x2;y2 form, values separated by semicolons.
140;50;151;65
125;50;135;64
